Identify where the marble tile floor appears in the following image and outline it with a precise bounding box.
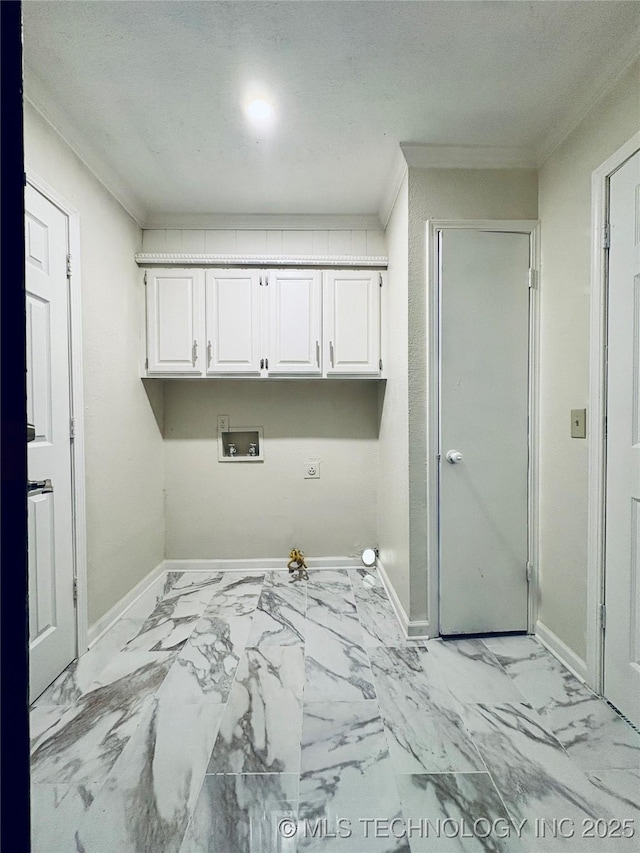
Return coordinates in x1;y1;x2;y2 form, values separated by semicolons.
30;568;640;852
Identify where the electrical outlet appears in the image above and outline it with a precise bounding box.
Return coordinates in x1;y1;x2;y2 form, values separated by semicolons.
304;460;320;479
217;415;229;433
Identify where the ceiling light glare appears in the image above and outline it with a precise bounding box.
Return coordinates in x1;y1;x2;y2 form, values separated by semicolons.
246;99;274;123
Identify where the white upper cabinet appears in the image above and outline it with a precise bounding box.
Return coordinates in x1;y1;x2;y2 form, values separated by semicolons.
144;266;382;378
324;270;381;376
205;269;262;375
267;269;322;375
146;268;205;374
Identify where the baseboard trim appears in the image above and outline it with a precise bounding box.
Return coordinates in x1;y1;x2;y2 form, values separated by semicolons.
535;619;588;683
375;559;433;640
163;556;362;572
87;560;167;649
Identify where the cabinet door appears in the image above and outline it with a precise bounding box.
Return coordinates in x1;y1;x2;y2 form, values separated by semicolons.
324;270;381;375
205;269;262;375
267;269;322;375
146;268;205;374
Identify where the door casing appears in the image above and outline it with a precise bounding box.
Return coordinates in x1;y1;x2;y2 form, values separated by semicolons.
26;169;88;660
587;131;640;695
425;220;541;637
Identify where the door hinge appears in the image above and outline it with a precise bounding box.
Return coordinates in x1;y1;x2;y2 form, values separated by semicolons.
145;357;149;370
24;172;27;187
526;561;533;583
599;602;606;632
144;271;148;285
379;273;383;287
73;577;78;604
66;254;72;278
379;358;383;371
604;415;607;438
528;268;537;289
603;222;610;250
69;417;76;441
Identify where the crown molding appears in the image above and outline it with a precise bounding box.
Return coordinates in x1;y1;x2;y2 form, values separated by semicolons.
141;213;382;230
378;148;409;231
400;143;537;170
535;32;640;166
23;66;148;226
135;253;388;268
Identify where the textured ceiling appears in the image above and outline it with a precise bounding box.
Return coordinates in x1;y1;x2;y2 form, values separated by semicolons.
22;1;640;223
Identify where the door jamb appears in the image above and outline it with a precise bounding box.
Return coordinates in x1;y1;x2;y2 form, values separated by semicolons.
25;169;89;656
586;132;640;694
425;219;541;636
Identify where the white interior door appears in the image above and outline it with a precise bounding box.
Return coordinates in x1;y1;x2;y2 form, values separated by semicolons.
439;229;530;635
25;184;76;702
267;269;322;375
604;148;640;727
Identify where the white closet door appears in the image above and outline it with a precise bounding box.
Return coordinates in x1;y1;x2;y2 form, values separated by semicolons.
25;184;77;701
205;269;262;375
146;268;205;374
439;229;530;635
267;269;322;375
604;148;640;727
324;270;381;375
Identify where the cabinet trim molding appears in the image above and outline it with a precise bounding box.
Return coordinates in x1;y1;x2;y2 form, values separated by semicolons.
135;253;388;268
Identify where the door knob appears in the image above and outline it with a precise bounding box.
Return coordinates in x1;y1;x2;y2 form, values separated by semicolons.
28;479;53;495
446;450;463;464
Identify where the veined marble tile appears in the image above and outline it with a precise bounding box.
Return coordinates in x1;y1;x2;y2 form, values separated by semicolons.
369;646;484;773
484;638;640;771
588;769;640;811
300;700;389;775
179;773;298;853
422;639;527;704
157;613;253;704
395;773;523;853
204;573;265;617
306;584;364;647
162;571;225;601
349;570;412;647
207;645;304;773
33;615;148;707
480;635;548;668
245;582;306;647
304;630;376;702
306;569;351;586
461;703;639;851
124;589;214;653
75;701;224;853
30;704;67;744
30;652;174;785
30;783;102;853
299;701;407;852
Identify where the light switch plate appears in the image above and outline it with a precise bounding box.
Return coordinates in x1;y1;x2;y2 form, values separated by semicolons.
571;408;586;439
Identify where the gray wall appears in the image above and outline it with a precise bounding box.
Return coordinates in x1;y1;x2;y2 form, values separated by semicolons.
24;102;166;627
537;59;640;661
163;380;379;560
377;173;410;616
406;167;539;624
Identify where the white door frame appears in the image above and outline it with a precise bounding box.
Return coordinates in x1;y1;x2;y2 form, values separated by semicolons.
25;168;88;656
425;220;541;635
586;132;640;693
